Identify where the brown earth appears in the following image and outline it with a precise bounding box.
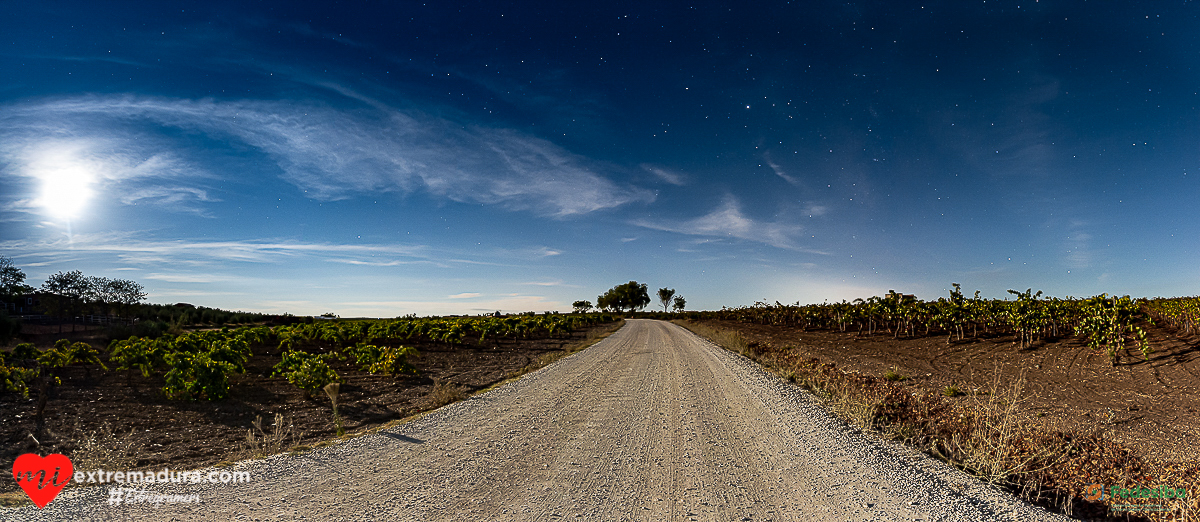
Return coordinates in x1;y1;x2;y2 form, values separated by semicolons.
696;319;1200;461
687;319;1200;520
0;321;623;496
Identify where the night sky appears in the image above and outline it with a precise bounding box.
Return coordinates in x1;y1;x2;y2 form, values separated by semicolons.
2;1;1198;316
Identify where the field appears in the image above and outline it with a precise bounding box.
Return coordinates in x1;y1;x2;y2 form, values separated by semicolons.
0;314;622;502
674;294;1200;521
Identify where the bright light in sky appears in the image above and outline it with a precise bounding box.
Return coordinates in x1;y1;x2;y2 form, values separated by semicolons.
28;144;96;220
39;168;94;219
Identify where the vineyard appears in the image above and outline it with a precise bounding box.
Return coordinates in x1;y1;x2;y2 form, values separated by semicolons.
0;312;620;491
678;289;1200;520
691;288;1200;364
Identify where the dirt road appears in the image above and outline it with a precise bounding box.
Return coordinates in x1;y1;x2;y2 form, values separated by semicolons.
7;319;1070;521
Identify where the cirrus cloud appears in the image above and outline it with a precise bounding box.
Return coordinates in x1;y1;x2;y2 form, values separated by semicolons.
0;94;654;218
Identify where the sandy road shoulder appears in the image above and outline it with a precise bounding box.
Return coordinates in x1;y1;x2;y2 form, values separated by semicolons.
4;319;1070;521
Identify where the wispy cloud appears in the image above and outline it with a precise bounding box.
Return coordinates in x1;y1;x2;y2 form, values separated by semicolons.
803;204;829;217
634;196;821;252
521;280;574;287
144;272;238;283
0;233;432;266
333;294;561;317
762;153;801;186
640;164;687;186
0;137;215;216
447;292;481;299
1063;220;1093;269
0;95;654;218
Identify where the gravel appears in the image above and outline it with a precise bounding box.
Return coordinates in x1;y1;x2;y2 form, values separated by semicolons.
4;319;1073;521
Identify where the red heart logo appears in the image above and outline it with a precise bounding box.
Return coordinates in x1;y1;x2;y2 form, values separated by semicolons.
12;453;74;509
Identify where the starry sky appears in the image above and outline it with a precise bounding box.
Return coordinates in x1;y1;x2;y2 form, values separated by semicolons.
2;1;1198;316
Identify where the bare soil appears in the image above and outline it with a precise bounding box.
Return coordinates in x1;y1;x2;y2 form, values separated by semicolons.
697;319;1200;461
0;321;622;495
689;318;1200;520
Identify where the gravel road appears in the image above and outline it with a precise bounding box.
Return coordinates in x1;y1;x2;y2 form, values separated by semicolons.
6;319;1072;521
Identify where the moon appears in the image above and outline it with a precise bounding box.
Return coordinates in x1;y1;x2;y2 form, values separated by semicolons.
27;142;97;220
40;167;95;219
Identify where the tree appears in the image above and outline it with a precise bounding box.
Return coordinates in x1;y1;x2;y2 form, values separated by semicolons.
672;296;686;312
0;256;32;302
597;281;650;313
657;288;676;312
572;300;593;314
108;279;146;319
41;270;89;333
84;276;112;315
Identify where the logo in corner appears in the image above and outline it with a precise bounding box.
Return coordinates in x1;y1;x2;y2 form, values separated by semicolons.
1083;483;1106;502
12;453;74;509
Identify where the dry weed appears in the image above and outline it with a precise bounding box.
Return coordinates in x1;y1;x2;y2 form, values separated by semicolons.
942;371;1065;488
68;421;143;473
428;379;468;408
231;413;303;461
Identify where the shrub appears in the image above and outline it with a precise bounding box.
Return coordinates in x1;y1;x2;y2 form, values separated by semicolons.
1;343;39;364
108;337;168;378
0;363;38;397
883;367;907;382
272;350;342;394
344;343;419;375
162;351;237;400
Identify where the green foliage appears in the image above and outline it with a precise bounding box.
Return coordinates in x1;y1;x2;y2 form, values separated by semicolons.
108;336;169;377
672;296;686;312
1005;288;1047;349
345;344;419;375
371;346;419;375
0;255;33;299
36;340;73;368
2;343;39;364
272;350;343;393
39;339;108;371
162;351;237;400
0;363;38;397
597;281;651;312
657;288;676;312
572;300;592;313
1144;297;1200;336
1075;294;1151;363
692;285;1170;373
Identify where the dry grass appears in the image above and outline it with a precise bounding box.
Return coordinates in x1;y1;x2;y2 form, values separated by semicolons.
427;379;469;408
229;413;304;461
0;421;146;506
933;371;1065;490
673;320;749;355
67;420;144;473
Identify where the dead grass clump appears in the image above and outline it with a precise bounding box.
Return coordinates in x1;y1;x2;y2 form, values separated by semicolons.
932;373;1063;488
68;421;143;473
428;380;468;408
232;413;303;461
